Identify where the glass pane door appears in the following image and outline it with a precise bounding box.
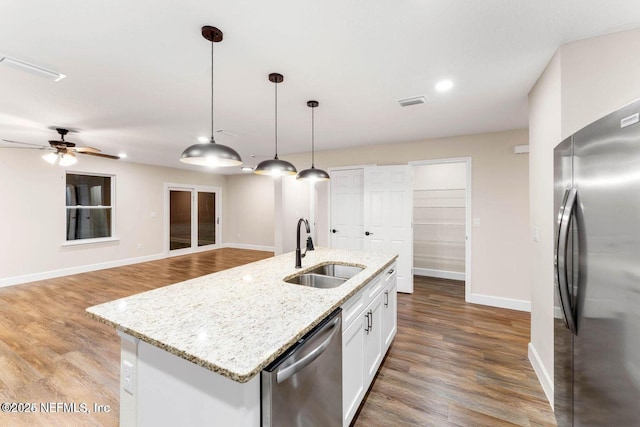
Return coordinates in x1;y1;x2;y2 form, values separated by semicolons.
197;192;216;247
170;190;192;251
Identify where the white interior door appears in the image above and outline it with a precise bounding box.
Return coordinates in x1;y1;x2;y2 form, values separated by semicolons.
329;169;364;250
364;165;413;293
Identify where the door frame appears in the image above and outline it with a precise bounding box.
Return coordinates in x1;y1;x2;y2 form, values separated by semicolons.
164;183;223;256
409;157;472;302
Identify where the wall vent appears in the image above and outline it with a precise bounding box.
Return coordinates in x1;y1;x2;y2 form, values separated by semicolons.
398;96;426;107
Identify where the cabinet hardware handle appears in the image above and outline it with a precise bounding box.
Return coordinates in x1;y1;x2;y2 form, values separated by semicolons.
384;290;389;307
387;269;395;275
364;312;370;334
331;229;338;233
365;231;373;236
368;309;373;331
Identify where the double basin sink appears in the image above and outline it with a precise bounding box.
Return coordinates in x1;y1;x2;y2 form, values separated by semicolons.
284;263;364;289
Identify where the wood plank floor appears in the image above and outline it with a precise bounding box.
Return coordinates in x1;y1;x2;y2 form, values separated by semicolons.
0;251;556;426
0;248;273;427
353;275;556;427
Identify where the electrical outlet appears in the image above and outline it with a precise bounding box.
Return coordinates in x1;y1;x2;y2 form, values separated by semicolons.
123;360;134;395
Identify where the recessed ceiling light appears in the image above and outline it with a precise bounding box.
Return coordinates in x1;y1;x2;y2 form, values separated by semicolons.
241;166;254;172
435;79;454;92
118;153;127;159
197;136;209;143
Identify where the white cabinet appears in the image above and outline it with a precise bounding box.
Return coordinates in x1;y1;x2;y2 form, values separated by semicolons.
341;262;397;427
342;311;365;424
363;291;383;384
382;274;397;351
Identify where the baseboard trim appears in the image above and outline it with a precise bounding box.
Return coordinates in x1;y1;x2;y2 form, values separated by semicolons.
413;268;465;281
528;342;554;409
223;243;275;252
467;293;531;312
0;253;166;288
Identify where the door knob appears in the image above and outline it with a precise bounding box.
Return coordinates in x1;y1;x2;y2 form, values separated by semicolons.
365;231;373;236
331;229;338;233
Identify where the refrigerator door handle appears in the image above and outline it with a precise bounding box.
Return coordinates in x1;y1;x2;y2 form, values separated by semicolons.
555;187;578;335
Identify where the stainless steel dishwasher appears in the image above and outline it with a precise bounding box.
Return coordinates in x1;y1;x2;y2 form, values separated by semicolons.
261;308;342;427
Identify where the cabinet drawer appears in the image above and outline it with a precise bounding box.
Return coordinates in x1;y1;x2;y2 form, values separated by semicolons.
384;262;397;284
341;290;364;331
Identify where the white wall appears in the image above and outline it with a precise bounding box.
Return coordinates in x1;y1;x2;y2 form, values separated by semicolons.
223;173;274;251
528;50;562;404
274;175;311;255
282;128;531;308
527;26;640;405
413;163;467;190
0;149;227;285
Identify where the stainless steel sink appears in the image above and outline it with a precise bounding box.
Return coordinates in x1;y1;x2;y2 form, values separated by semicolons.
305;264;364;279
285;273;347;289
284;263;364;289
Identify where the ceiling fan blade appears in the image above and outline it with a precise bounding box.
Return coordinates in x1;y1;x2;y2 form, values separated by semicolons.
2;139;48;148
74;146;101;153
79;151;120;160
0;146;52;150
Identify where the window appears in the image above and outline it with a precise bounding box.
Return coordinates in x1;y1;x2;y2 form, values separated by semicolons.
65;173;114;241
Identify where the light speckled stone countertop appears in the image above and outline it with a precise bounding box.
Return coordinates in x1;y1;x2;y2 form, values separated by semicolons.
86;248;397;383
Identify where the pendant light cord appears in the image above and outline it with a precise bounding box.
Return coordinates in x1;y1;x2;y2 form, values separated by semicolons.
274;80;278;159
210;41;214;140
311;106;315;167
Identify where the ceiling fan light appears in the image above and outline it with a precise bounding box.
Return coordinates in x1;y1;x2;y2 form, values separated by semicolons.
180;140;242;167
42;152;59;164
254;158;297;176
59;152;77;166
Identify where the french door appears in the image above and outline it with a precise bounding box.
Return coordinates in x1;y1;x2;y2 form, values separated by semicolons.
329;165;413;293
166;185;220;255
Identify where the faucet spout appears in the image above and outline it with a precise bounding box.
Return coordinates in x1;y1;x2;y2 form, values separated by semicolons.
295;218;312;268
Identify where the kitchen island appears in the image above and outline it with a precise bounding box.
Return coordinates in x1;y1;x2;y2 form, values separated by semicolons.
87;248;397;426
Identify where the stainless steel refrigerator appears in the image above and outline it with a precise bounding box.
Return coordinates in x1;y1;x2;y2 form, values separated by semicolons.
554;99;640;426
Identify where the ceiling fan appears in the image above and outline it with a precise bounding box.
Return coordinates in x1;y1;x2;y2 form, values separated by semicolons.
1;127;120;165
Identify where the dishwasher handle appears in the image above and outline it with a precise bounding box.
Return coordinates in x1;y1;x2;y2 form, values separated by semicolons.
276;316;341;384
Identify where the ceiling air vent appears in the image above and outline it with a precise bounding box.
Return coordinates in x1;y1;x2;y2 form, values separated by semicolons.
398;96;426;107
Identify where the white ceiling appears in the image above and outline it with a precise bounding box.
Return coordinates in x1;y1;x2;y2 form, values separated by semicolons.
1;0;640;173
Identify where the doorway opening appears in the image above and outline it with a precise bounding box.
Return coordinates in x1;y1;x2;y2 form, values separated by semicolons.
165;184;221;256
410;158;472;301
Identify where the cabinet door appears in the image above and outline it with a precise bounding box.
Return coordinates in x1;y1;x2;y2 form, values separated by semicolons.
382;279;397;352
343;314;365;426
363;292;384;384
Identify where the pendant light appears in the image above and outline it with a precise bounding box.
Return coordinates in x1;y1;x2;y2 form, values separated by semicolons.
254;73;297;176
180;26;242;167
296;100;330;181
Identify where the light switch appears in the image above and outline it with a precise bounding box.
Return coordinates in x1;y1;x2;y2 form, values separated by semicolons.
532;226;539;242
150;211;157;218
473;218;481;227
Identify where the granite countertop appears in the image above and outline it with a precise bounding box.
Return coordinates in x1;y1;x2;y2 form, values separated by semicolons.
86;247;397;383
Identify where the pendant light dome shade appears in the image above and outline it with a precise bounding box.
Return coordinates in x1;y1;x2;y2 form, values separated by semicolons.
255;73;297;176
180;138;242;167
180;26;242;168
297;100;329;182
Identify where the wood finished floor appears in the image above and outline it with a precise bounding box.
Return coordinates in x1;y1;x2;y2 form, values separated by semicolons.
353;275;556;427
0;250;556;426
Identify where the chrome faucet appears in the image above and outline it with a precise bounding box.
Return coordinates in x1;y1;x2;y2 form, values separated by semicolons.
296;218;314;268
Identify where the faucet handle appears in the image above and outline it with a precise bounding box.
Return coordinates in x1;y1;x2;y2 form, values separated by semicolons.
306;236;315;251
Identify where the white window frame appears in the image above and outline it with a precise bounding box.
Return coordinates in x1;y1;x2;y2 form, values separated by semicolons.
62;171;118;246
